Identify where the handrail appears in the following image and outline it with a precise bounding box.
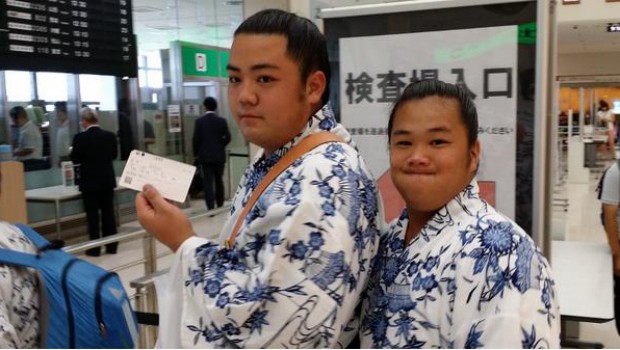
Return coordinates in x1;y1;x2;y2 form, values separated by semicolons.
63;229;148;254
63;204;230;254
130;268;169;289
229;152;249;157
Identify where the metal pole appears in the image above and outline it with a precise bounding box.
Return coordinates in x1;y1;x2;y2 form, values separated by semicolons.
142;235;157;275
228;149;233;200
533;0;557;256
0;72;10;145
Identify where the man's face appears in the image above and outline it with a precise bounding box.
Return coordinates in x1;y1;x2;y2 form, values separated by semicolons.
389;96;480;216
226;34;325;155
14;114;27;127
56;108;67;124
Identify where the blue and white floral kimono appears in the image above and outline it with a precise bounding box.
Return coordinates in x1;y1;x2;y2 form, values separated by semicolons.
360;180;560;348
0;222;39;348
164;110;382;348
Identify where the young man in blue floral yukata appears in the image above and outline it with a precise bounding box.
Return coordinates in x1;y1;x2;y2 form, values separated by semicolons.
135;8;382;348
360;80;560;348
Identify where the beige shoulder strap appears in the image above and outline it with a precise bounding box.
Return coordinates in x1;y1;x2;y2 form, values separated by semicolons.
225;132;345;248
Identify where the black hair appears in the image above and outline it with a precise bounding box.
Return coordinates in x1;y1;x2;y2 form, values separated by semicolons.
599;100;609;111
234;9;330;107
203;97;217;111
9;106;26;120
54;101;67;113
387;79;478;147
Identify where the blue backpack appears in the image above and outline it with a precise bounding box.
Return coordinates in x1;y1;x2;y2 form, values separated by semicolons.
0;224;139;348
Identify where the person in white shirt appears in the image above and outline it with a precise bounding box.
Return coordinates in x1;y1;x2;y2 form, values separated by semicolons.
10;106;45;171
360;79;560;348
599;160;620;335
54;101;72;164
598;100;616;160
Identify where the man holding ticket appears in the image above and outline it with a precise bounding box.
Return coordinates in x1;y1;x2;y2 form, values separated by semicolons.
136;9;382;348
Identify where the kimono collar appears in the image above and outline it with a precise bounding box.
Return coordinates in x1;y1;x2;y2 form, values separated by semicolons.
250;106;354;172
399;179;486;244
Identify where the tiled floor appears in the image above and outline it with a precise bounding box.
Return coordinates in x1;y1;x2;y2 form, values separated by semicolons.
70;156;620;348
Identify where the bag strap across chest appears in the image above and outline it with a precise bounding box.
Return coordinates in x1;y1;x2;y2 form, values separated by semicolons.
226;132;345;249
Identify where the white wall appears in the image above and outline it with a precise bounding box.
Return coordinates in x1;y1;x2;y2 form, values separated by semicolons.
290;0;312;18
558;52;620;76
243;0;288;17
557;0;620;23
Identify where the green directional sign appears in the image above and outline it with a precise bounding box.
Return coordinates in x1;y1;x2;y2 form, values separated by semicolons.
179;42;221;78
518;22;536;45
220;51;229;78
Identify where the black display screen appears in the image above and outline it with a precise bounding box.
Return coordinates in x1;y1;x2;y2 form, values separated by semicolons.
0;0;137;77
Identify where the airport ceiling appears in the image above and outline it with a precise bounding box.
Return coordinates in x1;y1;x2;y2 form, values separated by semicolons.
132;0;243;52
558;19;620;54
131;0;620;55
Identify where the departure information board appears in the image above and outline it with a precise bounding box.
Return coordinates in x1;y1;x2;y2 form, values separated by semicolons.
0;0;137;77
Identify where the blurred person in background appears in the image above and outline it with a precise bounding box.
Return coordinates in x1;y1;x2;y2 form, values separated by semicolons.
54;101;72;164
71;107;118;256
192;96;231;210
10;106;45;172
598;100;616;160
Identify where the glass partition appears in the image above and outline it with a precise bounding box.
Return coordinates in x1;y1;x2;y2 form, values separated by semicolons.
36;72;69;102
0;0;248;226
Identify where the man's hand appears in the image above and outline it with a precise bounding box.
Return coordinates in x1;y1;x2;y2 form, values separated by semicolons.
614;255;620;277
136;184;195;252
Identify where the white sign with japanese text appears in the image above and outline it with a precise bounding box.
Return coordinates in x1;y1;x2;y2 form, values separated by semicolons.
340;25;517;219
167;104;182;133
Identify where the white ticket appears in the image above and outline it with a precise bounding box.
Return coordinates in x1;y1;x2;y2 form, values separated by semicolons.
119;150;196;203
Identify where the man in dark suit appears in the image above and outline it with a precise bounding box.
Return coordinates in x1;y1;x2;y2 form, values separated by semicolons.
71;107;118;256
192;97;231;210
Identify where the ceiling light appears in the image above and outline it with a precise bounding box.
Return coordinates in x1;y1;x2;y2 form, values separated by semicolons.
608;23;620;33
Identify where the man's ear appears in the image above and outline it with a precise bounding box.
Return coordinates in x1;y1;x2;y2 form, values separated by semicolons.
306;70;326;106
469;139;481;173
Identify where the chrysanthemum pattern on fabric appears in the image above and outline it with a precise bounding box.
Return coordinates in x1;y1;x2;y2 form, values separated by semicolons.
0;222;39;349
176;109;382;348
360;181;560;348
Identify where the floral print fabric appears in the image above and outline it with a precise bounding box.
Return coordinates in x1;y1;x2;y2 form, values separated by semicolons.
360;180;560;348
174;110;382;348
0;222;39;348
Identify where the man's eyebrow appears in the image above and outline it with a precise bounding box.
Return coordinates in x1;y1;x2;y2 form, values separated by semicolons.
391;129;410;136
428;126;452;133
226;64;240;72
391;126;452;135
226;63;280;71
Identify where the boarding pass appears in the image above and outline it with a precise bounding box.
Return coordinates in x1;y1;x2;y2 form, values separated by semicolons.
119;150;196;203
